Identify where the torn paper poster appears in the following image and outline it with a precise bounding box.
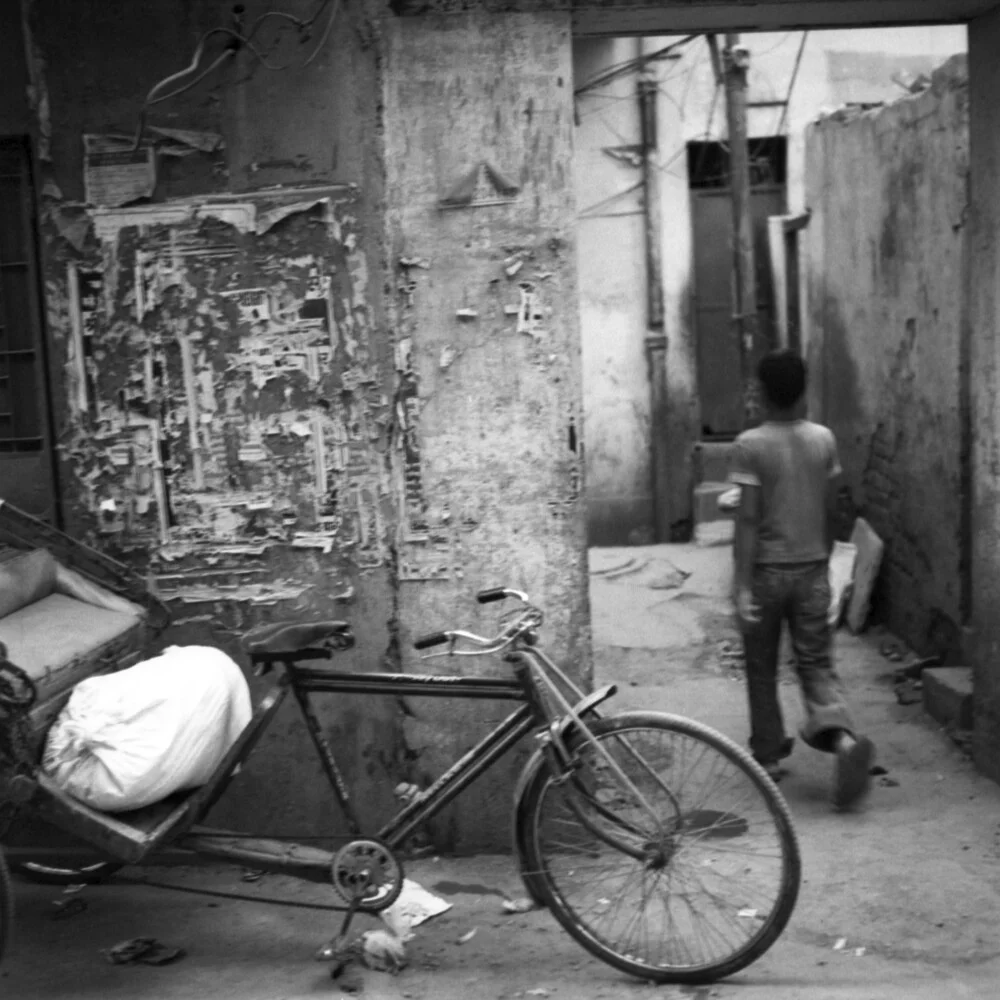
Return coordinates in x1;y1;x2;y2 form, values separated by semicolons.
257;198;330;235
92;201;257;245
84;134;157;208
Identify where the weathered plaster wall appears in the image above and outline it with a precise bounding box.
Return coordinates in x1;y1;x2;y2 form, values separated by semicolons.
13;0;405;838
968;9;1000;782
573;39;655;545
804;55;968;657
383;11;591;851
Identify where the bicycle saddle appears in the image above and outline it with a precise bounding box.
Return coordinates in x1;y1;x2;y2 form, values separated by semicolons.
244;620;353;658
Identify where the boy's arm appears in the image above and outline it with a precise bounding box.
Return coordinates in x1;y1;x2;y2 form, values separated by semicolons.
734;484;761;604
728;440;761;623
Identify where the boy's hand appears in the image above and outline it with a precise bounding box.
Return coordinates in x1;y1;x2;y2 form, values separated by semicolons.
735;585;760;628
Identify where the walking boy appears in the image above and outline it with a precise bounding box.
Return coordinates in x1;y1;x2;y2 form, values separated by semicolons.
729;349;874;809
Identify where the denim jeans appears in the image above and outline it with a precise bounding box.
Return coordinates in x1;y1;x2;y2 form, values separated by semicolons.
741;560;855;763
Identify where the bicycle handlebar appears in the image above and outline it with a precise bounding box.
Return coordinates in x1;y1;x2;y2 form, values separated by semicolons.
476;588;507;604
413;631;449;650
413;587;534;652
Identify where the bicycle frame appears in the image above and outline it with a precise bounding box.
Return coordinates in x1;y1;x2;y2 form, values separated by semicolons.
5;645;605;880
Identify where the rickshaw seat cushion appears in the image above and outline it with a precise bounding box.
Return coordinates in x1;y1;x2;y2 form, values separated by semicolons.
0;593;142;695
0;548;57;620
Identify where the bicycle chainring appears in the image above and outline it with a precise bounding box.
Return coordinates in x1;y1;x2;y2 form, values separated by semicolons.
330;838;404;913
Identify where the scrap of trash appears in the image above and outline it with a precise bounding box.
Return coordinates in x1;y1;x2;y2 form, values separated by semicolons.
102;937;186;966
317;878;453;981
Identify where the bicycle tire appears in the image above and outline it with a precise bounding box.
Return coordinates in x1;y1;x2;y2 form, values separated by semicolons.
9;859;123;886
0;848;12;963
519;711;800;984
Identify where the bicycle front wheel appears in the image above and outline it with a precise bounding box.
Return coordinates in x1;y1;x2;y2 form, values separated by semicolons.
520;712;800;984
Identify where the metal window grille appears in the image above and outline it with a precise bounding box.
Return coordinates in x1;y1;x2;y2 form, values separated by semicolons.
0;137;44;453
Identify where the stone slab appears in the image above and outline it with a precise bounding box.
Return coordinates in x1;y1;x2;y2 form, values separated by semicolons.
847;517;884;633
923;666;974;730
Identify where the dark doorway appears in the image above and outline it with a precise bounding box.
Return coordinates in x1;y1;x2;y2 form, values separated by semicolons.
688;137;786;439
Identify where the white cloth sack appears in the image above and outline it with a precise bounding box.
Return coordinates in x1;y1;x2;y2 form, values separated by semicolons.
44;645;251;813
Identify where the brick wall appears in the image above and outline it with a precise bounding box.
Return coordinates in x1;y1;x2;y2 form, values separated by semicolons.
805;55;968;659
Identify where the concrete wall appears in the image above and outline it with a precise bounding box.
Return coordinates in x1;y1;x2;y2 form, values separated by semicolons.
1;0;589;849
968;9;1000;781
804;55;969;657
575;27;966;543
383;11;590;851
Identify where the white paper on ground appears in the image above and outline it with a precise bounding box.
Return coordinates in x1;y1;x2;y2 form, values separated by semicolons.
379;879;453;941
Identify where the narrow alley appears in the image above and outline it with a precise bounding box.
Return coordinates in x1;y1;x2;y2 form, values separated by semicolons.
3;543;999;1000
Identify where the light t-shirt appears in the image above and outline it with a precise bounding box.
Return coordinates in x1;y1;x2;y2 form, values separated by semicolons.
728;419;842;565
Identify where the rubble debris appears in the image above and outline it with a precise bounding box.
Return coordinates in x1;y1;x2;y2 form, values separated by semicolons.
833;938;847;951
894;678;923;705
881;641;905;662
948;728;974;756
359;929;407;973
50;896;88;920
502;897;540;914
102;937;186;966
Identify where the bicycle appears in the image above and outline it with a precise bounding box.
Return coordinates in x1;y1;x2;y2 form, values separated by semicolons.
0;587;800;984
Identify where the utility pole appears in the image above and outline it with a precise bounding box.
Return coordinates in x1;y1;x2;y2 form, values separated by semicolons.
637;42;670;542
721;33;759;427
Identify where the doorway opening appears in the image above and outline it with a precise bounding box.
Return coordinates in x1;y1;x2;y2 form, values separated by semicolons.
688;136;787;440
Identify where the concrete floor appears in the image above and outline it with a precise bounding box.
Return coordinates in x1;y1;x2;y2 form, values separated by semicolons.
4;543;1000;999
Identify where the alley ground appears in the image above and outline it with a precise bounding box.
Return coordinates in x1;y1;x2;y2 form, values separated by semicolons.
4;543;1000;1000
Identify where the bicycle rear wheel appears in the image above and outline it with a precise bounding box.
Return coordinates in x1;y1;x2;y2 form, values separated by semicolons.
0;848;12;963
520;712;800;984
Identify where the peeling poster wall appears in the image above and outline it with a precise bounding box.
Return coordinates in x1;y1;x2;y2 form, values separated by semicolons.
33;183;403;837
51;188;389;602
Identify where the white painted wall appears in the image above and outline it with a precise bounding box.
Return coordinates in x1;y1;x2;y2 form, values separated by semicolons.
575;25;967;543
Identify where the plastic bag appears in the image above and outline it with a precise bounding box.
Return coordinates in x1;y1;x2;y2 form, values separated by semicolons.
44;645;251;812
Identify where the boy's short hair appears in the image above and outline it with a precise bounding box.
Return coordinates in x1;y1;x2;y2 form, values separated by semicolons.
757;349;807;410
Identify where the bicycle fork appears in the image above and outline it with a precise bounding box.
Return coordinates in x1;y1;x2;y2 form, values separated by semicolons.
511;650;682;854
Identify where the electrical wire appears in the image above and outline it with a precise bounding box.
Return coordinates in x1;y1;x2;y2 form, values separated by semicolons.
776;31;809;135
134;6;344;151
574;35;697;96
304;0;342;67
